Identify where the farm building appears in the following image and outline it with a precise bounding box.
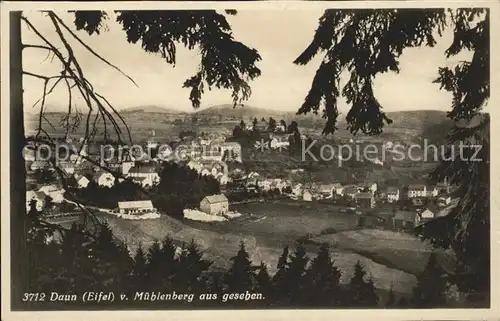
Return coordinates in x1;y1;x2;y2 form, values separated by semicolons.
386;187;400;203
318;184;336;199
200;194;229;216
415;208;436;226
117;200;156;215
128;165;159;187
408;184;427;198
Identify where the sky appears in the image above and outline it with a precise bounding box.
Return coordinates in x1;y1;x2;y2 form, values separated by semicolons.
21;10;473;115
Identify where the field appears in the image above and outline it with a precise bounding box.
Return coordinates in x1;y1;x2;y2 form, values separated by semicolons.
312;229;434;276
94;200;426;295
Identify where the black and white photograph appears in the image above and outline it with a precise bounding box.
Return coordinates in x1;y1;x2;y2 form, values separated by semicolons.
1;1;497;318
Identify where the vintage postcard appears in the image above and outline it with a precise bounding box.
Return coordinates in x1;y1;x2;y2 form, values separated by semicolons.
1;1;499;320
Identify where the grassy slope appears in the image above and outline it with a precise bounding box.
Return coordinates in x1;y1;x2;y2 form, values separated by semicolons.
99;201;420;295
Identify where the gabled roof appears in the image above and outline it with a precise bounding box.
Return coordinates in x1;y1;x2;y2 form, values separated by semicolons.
420;208;435;219
94;171;114;181
408;184;426;191
118;200;154;209
354;192;373;199
27;190;46;201
202;194;228;204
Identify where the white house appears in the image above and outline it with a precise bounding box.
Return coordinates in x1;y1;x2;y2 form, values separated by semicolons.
290;183;303;199
216;173;230;186
273;178;288;191
211;142;242;162
200;194;229;216
329;183;343;196
437;196;452;207
318;184;336;199
26;191;46;212
30;160;51;172
117;200;156;215
200;168;211;177
408;184;427;198
363;182;378;194
74;174;90;189
275;124;286;132
59;161;75;175
127;165;160;187
93;171;116;188
303;190;313;202
426;186;439;197
247;172;260;179
386;187;400;203
23;147;36;161
121;161;135;175
257;179;273;191
415;208;435;226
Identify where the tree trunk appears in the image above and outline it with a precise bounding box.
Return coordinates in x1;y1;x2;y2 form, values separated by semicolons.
10;11;27;309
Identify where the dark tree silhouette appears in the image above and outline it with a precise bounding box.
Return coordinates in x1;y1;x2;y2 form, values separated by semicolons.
176;240;212;293
284;242;309;304
132;242;148;279
348;261;379;307
304;243;342;306
224;242;255;293
252;117;258;130
296;8;490;294
272;245;290;303
412;252;447;308
255;261;272;298
268;117;277;132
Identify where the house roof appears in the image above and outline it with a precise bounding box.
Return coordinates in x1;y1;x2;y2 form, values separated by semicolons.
354;192;373;199
94;171;114;181
408;184;426;191
118;200;154;209
27;191;46;201
420;209;435;219
202;194;228;204
318;184;335;192
77;175;90;183
31;160;50;168
37;184;59;193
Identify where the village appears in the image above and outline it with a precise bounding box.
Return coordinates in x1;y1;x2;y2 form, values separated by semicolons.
24;115;456;235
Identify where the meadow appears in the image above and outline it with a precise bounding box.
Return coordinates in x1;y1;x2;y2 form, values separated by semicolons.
92;200;425;295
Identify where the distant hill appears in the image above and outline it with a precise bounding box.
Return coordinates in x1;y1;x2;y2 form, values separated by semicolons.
120;105;187;115
194;104;319;121
384;110;449;130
